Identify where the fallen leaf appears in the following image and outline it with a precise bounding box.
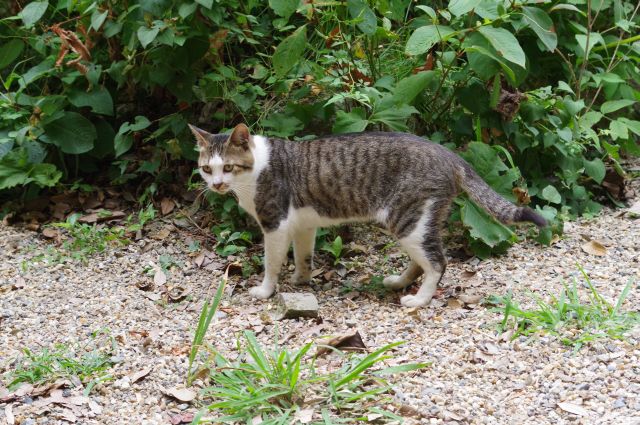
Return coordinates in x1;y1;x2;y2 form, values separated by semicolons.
42;227;60;239
128;367;152;383
161;198;176;216
558;402;589;416
88;400;102;415
168;285;190;302
628;201;640;217
457;294;483;305
170;412;195;424
164;387;197;402
251;415;263;425
366;413;383;421
136;280;154;291
58;408;77;423
293;408;314;424
79;210;125;223
316;331;366;356
150;227;172;240
581;240;607;256
447;298;463;309
154;269;167;286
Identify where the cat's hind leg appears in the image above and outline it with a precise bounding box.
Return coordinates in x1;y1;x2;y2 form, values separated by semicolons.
393;200;447;308
382;261;423;289
249;229;290;299
291;227;315;284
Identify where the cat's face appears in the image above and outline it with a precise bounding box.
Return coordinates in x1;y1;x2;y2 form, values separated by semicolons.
189;124;254;194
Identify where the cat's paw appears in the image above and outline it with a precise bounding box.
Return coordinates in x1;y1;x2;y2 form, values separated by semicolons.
249;285;274;300
383;275;410;290
400;294;431;308
291;271;311;285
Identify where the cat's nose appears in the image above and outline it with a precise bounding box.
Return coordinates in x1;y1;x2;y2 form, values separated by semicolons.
212;183;224;190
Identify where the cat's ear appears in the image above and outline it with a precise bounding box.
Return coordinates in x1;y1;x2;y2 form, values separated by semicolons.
188;124;211;150
228;123;252;149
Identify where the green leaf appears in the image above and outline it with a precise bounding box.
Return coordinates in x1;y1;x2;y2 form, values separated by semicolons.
600;99;635;114
405;25;455;55
347;0;377;35
460;197;516;248
392;71;436;104
114;133;133;157
272;26;307;78
478;26;526;68
541;185;561;204
90;9;108;31
522;6;557;51
583;158;605;184
609;119;628;141
0;39;24;70
333;108;369;133
575;33;604;57
0;151;61;190
120;116;151;133
448;0;481;17
41;112;96;154
269;0;299;19
196;0;213;8
19;1;49;28
68;87;114;116
618;118;640;136
178;2;198;18
371;105;418;131
138;25;160;48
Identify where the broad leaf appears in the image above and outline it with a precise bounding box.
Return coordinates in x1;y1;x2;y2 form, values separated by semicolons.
19;1;49;28
522;6;557;51
347;0;377;35
600;99;635;114
460;197;516;248
269;0;299;19
138;24;160;48
583;158;605;184
371;105;418;131
90;9;108;31
69;87;114;116
406;25;455;55
392;71;436;104
478;26;526;68
541;185;561;204
41;112;96;154
272;26;307;78
333;108;369;133
196;0;213;8
114;133;134;157
448;0;481;17
0;39;24;70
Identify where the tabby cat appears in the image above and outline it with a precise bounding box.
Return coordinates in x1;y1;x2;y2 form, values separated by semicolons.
190;123;545;308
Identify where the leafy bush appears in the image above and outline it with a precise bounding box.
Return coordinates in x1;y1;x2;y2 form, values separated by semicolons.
1;0;638;254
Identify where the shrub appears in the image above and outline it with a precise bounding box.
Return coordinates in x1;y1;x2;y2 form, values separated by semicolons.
1;0;638;254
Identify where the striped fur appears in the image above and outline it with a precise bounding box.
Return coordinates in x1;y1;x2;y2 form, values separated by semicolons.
191;124;546;307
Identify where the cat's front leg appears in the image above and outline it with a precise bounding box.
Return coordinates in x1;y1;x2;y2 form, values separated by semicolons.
291;227;315;284
249;229;291;299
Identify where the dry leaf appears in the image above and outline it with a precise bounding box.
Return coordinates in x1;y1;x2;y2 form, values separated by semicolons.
170;412;195;424
154;269;167;286
447;298;463;309
42;228;60;239
316;331;366;356
293;408;314;424
128;367;152;383
88;400;102;415
251;415;263;425
151;227;172;240
161;198;176;216
168;285;190;302
557;402;589;416
457;294;483;305
581;240;607;256
164;387;197;402
628;201;640;216
136;280;154;291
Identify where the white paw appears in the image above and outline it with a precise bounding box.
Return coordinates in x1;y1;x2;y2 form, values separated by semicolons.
400;294;431;308
291;271;311;285
383;275;408;290
248;285;274;300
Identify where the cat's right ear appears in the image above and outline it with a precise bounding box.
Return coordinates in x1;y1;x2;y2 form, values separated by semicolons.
188;124;210;150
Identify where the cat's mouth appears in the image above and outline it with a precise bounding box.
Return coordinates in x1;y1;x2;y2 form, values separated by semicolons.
210;184;230;194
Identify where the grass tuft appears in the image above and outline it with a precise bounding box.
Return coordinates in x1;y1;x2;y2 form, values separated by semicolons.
488;266;639;350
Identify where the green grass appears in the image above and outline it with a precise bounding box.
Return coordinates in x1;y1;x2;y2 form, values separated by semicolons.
488;266;639;350
187;275;428;424
3;330;117;393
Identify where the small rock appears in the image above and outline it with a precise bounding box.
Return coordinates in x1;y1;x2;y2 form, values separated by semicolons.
274;292;319;319
613;398;625;409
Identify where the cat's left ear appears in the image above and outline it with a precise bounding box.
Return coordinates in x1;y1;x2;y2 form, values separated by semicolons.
228;123;252;150
188;124;211;150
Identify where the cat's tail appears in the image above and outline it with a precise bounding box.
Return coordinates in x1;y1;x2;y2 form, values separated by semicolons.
455;160;547;227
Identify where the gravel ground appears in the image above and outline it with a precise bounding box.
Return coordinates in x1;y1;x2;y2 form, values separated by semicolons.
1;178;639;425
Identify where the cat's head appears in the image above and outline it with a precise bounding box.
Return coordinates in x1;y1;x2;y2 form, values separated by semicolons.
188;123;255;194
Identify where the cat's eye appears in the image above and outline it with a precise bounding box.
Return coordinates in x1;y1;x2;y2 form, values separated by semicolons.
223;164;234;173
201;165;212;173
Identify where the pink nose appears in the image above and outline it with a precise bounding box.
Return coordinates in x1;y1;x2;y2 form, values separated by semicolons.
213;183;224;190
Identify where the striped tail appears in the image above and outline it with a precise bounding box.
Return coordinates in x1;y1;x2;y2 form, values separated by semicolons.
456;161;547;227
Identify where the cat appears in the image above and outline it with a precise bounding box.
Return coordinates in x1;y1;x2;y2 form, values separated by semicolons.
190;123;546;308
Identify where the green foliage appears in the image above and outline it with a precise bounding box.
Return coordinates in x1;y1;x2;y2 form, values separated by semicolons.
1;0;639;255
3;330;116;391
320;235;344;264
488;267;639;350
